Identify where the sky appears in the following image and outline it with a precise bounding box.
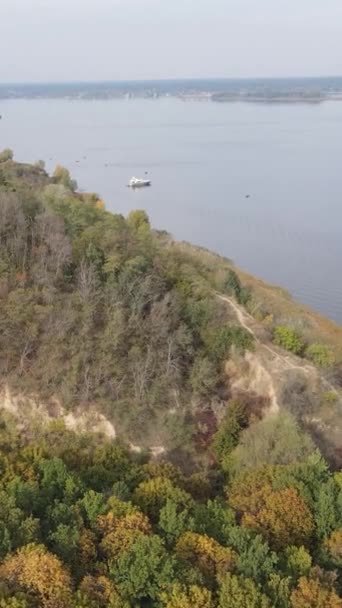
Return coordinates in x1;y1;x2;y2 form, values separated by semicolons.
1;0;342;82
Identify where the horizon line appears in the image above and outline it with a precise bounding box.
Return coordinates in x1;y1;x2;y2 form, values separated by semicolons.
1;75;342;86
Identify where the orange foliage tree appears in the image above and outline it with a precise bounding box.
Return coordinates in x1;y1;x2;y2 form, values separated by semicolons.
229;472;314;549
291;577;342;608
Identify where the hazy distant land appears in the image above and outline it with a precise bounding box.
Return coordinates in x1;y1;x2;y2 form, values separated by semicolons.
2;77;342;103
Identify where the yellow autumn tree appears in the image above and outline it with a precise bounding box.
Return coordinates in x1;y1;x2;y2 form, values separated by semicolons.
229;473;314;550
176;532;236;577
160;583;214;608
242;487;314;549
52;165;76;190
134;477;193;521
228;466;275;514
325;529;342;566
0;544;72;608
291;577;342;608
100;511;152;559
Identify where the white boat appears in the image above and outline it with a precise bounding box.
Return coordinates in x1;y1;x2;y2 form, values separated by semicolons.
129;176;151;188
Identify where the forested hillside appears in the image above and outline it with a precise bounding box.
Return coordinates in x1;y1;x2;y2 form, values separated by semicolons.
0;153;341;459
0;155;256;455
0;153;341;605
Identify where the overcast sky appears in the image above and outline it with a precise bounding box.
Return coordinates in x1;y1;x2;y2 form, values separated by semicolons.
1;0;342;82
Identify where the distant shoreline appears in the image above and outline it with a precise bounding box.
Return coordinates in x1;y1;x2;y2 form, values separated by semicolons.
1;76;342;103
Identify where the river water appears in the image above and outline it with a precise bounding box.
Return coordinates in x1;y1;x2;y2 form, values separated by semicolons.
0;98;341;324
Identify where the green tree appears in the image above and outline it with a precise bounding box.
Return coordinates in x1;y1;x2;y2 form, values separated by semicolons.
160;583;213;608
127;210;150;231
227;527;277;584
109;534;175;602
218;573;271;608
158;499;194;546
212;400;248;467
230;413;315;473
284;546;312;579
134;477;193;521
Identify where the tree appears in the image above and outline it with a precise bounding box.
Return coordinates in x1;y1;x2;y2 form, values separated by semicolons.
291;577;342;608
212;400;248;467
158;499;194;545
134;477;193;521
100;511;151;560
266;574;291;608
77;575;128;608
0;544;72;608
273;326;305;355
127;210;150;231
176;532;236;578
79;490;106;526
325;529;342;567
0;491;39;559
230;413;315;473
109;534;175;602
160;583;214;608
242;487;315;550
193;499;236;545
218;573;271;608
52;165;77;191
284;546;312;579
229;475;314;550
314;479;342;541
0;149;13;163
227;527;277;584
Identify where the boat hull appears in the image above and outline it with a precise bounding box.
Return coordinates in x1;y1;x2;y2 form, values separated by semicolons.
129;179;151;188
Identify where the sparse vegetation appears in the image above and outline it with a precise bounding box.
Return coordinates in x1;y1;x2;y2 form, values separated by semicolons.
273;326;305;355
306;343;335;367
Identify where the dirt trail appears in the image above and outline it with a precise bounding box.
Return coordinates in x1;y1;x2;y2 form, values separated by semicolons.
217;293;338;407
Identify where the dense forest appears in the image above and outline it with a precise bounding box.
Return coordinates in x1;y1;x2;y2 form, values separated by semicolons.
0;416;341;607
0;152;341;606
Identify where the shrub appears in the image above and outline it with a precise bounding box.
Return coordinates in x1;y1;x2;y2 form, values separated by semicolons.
0;148;13;163
323;391;338;405
273;326;305;355
306;343;334;367
210;326;254;361
223;270;251;306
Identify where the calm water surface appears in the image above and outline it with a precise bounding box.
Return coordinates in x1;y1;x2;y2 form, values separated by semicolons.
0;98;341;324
